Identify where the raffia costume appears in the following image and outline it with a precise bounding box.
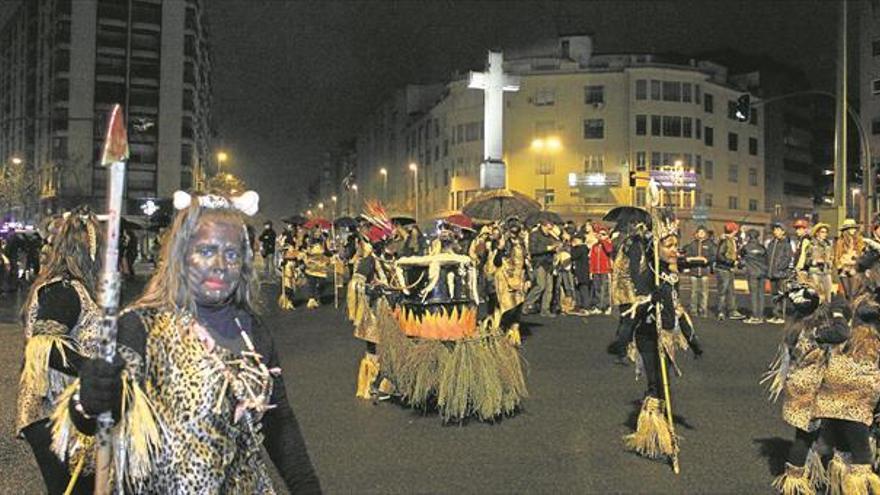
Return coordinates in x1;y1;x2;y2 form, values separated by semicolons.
17;277;101;437
277;232;303;311
487;234;529;345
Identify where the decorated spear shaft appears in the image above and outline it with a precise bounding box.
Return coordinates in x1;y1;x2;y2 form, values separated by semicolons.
94;104;129;495
648;180;681;474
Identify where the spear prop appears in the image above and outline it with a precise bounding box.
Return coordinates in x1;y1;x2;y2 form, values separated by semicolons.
93;104;129;495
648;180;681;474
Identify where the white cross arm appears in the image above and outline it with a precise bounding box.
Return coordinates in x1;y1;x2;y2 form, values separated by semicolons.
468;71;487;90
502;75;521;92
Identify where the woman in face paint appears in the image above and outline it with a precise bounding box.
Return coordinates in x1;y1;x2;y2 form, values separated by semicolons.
60;195;321;494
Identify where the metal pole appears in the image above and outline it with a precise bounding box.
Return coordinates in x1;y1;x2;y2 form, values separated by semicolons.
833;0;847;215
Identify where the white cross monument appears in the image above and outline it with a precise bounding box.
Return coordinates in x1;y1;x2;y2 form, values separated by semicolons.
468;51;520;189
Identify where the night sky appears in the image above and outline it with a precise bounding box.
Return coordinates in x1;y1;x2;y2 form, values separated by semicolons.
206;0;840;220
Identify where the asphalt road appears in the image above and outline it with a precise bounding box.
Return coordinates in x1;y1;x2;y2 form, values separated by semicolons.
0;281;791;494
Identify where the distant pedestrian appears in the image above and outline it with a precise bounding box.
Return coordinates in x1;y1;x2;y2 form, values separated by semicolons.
792;218;811;281
570;235;591;314
523;220;559;317
715;222;745;320
682;225;715;317
765;222;793;324
740;229;767;324
259;221;277;280
588;226;613;314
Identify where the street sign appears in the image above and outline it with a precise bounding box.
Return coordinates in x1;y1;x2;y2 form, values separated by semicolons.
567;172;621;187
649;170;697;189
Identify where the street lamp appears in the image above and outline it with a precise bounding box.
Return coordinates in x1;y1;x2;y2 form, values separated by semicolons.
217;151;228;173
380;167;388;203
530;137;562;210
409;163;418;221
10;157;22;165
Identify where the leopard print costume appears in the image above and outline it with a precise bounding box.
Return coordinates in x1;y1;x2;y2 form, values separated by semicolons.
124;307;277;493
814;322;880;426
16;277;101;435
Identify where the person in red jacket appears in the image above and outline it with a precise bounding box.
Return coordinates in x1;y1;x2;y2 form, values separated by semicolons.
589;225;614;315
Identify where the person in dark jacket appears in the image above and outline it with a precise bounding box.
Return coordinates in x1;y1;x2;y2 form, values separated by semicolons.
681;225;715;317
523;220;559;317
258;221;277;280
715;222;745;320
765;222;793;324
741;229;768;324
570;235;591;314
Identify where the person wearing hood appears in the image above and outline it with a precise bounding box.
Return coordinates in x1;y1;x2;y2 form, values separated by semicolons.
740;229;768;324
765;223;793;324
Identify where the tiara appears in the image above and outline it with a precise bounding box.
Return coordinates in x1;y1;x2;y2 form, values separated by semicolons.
173;190;259;216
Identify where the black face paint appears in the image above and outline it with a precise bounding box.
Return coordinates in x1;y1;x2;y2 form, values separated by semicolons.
186;219;244;306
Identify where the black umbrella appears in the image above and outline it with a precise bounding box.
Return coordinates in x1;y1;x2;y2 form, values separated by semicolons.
333;216;358;229
462;189;542;222
603;206;652;230
525;210;563;227
391;216;416;227
282;215;308;226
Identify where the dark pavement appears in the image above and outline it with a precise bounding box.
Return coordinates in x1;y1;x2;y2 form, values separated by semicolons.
0;280;791;494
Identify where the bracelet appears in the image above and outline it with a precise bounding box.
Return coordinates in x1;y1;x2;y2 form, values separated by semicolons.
72;389;94;420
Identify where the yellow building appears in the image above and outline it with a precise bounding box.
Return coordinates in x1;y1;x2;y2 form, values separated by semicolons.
354;36;771;235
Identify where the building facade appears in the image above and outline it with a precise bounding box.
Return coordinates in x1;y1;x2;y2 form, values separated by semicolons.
351;36;769;234
860;0;880;219
0;0;212;218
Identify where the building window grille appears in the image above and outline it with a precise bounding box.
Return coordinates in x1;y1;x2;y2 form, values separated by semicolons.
729;196;738;210
584;85;604;104
635;79;647;100
749;137;758;155
583;119;605;139
635;115;647;135
728;163;738;183
704;93;714;113
662;81;681;102
728;132;739;151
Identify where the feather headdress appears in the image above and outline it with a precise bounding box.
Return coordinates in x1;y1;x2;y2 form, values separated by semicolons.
362;200;394;240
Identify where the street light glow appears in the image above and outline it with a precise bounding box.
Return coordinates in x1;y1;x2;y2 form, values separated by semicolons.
352;184;358;191
546;136;562;151
853;188;861;195
530;138;544;151
408;163;417;172
307;209;313;215
318;202;324;209
217;151;228;162
331;195;337;202
10;157;22;165
380;168;387;176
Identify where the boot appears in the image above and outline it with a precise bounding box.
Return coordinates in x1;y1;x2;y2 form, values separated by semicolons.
355;353;380;399
277;291;294;311
771;462;816;495
506;323;521;347
623;396;678;459
837;463;880;495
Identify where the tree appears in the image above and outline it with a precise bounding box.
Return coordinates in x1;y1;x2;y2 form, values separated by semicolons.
0;159;36;216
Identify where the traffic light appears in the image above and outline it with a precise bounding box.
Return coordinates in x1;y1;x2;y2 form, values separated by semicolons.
734;94;751;122
629;171;637;187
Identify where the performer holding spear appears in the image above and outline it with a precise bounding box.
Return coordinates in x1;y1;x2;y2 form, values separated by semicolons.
606;181;702;473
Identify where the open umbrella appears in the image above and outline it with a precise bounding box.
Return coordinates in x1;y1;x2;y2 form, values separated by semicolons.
444;213;474;231
282;214;308;226
602;206;651;229
525;210;562;227
333;216;358;229
462;189;542;222
304;218;332;230
391;216;416;227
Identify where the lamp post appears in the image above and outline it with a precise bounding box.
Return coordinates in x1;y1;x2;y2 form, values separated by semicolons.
409;163;418;221
380;168;388;203
331;195;337;218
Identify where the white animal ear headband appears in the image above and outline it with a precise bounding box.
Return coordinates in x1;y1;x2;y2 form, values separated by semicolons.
173;190;259;216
